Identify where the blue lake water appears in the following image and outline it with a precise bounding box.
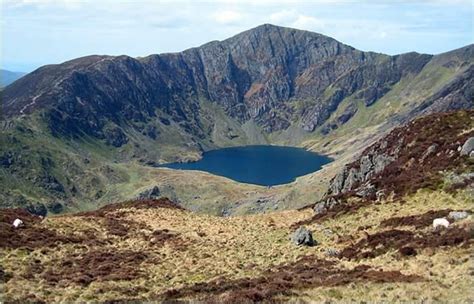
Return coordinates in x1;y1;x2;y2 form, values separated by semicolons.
159;145;332;186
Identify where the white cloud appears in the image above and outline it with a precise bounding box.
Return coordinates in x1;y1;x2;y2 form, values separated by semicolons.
268;9;326;31
269;9;298;24
429;0;472;5
3;0;85;9
212;10;243;24
292;15;326;30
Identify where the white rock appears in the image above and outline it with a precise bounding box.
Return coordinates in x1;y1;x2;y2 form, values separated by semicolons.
433;217;449;230
12;218;24;228
448;211;469;221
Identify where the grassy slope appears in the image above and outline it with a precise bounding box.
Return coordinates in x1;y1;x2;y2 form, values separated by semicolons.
1;187;472;303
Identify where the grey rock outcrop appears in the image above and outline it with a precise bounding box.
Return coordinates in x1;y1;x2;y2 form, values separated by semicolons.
337;103;358;125
104;126;128;147
405;63;474;120
460;137;474;156
356;183;376;198
313;197;341;215
376;190;386;201
422;143;438;161
138;186;161;200
25;203;47;217
291;226;316;246
329;152;395;195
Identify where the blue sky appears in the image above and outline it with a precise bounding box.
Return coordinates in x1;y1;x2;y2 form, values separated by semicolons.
1;0;473;72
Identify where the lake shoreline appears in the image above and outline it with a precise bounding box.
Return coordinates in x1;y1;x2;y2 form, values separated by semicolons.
157;145;333;186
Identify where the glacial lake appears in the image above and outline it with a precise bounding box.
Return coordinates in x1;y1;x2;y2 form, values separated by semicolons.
159;145;332;186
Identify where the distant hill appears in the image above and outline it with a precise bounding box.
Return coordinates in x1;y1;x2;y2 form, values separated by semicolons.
1;69;26;87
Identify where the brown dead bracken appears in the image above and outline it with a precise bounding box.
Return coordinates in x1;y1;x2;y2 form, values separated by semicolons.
379;209;457;229
40;249;148;286
0;208;86;249
160;255;422;303
291;197;370;228
75;198;184;218
339;226;473;260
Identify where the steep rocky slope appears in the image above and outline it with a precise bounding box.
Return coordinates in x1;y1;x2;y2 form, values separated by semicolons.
309;110;473;221
1;24;473;213
2;25;433;135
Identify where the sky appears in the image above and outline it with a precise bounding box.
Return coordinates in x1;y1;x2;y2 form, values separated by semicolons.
1;0;473;72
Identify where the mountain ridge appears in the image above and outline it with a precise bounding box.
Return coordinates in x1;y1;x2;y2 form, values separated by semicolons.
1;24;473;214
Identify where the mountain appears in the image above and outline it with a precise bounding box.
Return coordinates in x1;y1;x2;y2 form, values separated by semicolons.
0;69;26;87
1;24;473;213
1;108;473;302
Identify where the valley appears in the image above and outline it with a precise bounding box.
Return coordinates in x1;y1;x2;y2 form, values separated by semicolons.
1;104;473;302
1;25;472;216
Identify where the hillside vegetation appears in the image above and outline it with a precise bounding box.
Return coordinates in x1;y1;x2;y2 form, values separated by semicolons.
1;110;473;303
1;193;472;302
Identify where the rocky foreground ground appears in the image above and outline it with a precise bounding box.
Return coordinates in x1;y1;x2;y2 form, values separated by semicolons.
0;189;472;303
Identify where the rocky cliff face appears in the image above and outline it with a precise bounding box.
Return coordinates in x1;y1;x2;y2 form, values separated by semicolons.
3;24;444;141
316;110;474;214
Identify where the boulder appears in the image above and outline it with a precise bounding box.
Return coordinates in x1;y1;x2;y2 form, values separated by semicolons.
313;197;340;215
291;226;316;246
356;183;376;198
138;186;161;200
325;248;340;257
313;202;328;215
25;203;47;217
460;137;474;156
448;211;469;221
422;143;438;161
376;190;386;202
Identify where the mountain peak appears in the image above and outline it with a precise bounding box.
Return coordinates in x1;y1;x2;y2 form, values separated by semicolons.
231;23;335;43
